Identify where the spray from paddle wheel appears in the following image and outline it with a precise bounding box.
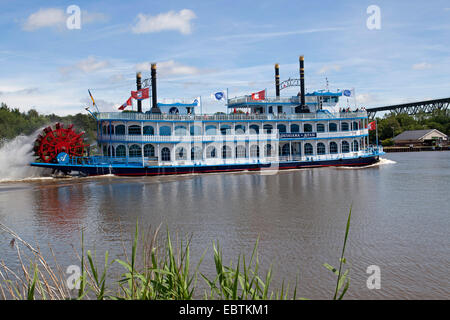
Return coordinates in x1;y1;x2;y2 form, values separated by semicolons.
33;123;89;163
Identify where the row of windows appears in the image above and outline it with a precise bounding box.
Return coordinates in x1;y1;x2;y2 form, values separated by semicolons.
101;121;363;136
103;140;361;160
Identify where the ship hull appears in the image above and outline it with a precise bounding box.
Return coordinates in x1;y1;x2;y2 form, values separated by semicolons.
31;155;380;177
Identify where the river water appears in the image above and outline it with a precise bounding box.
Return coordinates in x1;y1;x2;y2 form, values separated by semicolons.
0;152;449;299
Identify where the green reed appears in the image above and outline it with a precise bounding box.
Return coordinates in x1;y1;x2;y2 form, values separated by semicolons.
0;209;352;300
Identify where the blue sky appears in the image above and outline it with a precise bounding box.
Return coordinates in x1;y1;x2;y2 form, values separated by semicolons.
0;0;449;115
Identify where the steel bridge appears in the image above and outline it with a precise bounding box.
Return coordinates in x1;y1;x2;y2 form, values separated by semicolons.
366;97;450;118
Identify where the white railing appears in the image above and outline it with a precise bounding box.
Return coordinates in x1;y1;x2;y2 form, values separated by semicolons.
96;111;367;121
98;130;367;143
98;133;279;143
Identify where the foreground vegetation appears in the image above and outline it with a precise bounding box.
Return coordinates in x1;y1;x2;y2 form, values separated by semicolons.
371;110;450;146
0;210;352;300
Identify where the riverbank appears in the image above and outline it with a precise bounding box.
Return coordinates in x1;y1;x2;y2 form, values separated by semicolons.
383;146;450;152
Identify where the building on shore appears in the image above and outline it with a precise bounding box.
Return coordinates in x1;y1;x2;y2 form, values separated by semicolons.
393;129;448;147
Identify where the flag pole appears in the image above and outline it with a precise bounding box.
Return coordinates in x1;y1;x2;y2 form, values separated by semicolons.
375;119;379;147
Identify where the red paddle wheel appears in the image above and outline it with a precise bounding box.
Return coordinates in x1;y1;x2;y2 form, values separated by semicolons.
33;123;89;163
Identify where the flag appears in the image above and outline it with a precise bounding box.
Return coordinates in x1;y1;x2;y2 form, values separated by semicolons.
368;121;376;131
119;97;132;110
251;90;265;100
211;91;226;102
193;96;201;106
343;88;355;97
131;87;150;100
88;89;96;106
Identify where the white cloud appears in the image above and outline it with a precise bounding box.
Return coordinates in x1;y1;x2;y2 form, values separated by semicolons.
412;62;432;70
60;56;110;75
317;64;342;75
356;93;378;105
135;60;200;76
22;8;107;31
131;9;196;34
23;8;66;31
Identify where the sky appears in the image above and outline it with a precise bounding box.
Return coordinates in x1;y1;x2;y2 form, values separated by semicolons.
0;0;449;115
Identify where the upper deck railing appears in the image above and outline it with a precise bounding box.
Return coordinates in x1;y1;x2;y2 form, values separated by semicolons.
227;96;307;105
96;111;368;122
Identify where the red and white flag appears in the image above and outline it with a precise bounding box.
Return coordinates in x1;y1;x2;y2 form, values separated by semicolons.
119;96;132;110
251;90;265;100
131;87;150;100
368;121;376;131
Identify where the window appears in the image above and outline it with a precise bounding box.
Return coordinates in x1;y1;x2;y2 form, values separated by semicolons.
280;144;290;156
220;125;231;135
205;125;217;135
304;143;313;155
160;126;171;136
250;145;259;158
115;125;125;135
330;142;338;154
329;123;337;132
129;144;142;157
191;146;202;160
342;141;350;153
304;124;313;132
116;145;126;157
143;126;154;135
317;143;326;155
317;123;325;133
175;126;187;136
264;144;273;157
290;124;300;133
263;124;273;134
235;125;246;135
235;145;246;158
161;147;171;161
108;125;114;135
175;147;187;160
352;121;359;130
106;146;115;157
249;125;259;134
169;107;179;114
352;140;359;152
277;124;287;133
206;146;216;158
128;125;141;135
190;126;202;136
341;122;349;131
144;144;155;157
102;126;107;135
222;145;232;159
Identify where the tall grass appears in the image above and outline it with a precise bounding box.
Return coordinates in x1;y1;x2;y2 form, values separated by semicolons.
0;209;352;300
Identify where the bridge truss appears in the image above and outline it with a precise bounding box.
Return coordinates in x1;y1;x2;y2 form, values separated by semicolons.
366;97;450;118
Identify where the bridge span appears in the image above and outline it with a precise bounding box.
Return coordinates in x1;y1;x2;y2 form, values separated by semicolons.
366;97;450;118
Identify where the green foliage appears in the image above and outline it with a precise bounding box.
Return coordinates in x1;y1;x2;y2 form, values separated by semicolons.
0;102;96;143
2;210;354;300
372;110;450;142
381;138;394;146
323;206;352;300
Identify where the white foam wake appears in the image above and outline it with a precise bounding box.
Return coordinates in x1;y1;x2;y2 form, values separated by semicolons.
0;130;52;182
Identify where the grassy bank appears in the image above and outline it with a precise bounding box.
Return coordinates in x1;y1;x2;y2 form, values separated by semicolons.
0;210;352;300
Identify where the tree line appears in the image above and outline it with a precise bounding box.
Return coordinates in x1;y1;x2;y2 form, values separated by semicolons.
370;110;450;146
0;102;97;143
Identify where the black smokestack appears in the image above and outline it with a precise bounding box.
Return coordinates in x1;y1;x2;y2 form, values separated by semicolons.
150;63;161;114
299;55;305;108
275;63;280;97
136;72;142;113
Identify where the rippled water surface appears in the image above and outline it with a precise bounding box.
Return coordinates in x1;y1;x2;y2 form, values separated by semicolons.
0;152;449;299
